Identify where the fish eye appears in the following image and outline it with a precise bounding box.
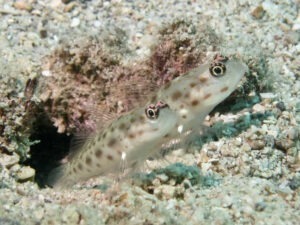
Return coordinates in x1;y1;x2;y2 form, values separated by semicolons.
209;62;226;77
145;104;159;120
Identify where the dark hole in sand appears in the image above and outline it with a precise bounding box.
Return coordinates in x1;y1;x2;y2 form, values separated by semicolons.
24;116;71;188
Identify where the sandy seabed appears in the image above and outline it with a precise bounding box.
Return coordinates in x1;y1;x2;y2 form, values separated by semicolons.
0;0;299;224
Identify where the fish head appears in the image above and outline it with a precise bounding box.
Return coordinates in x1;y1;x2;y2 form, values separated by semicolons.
155;54;248;130
192;54;248;108
127;101;177;142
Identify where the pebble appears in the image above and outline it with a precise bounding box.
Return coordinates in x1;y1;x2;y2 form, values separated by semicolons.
241;143;251;152
206;142;219;151
220;145;239;157
13;1;32;11
42;70;52;77
288;175;300;190
93;20;102;28
251;5;265;19
50;0;62;8
33;208;45;221
292;14;300;30
153;184;184;200
262;1;279;18
154;185;174;199
281;111;291;119
222;195;233;208
286;127;299;140
64;2;78;12
292;23;300;31
62;0;73;5
62;207;80;224
260;93;277;99
70;17;80;27
252;103;265;113
254;201;267;211
201;162;212;171
295;102;300;112
39;29;48;38
275;101;286;111
16;166;35;181
10;164;21;173
0;153;20;168
284;31;300;45
248;139;265;150
275;138;294;151
156;174;169;183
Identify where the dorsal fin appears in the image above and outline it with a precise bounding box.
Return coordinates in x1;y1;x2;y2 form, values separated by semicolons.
67;75;159;160
106;76;159;111
86;104;119;131
67;129;95;161
67;104;118;160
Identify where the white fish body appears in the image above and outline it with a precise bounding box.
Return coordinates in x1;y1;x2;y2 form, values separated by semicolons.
48;101;178;188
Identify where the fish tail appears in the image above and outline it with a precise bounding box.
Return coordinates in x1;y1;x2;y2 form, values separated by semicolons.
47;165;74;189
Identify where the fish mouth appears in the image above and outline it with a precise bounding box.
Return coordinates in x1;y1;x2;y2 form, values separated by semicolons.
225;61;248;86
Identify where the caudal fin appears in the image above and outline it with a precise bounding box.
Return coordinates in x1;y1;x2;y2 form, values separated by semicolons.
47;165;74;189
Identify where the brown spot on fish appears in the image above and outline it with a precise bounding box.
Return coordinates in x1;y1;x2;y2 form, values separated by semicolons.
78;153;84;160
163;82;171;90
164;134;169;138
73;167;77;173
102;132;107;139
190;82;197;88
96;163;101;168
182;115;187;119
220;86;229;92
150;95;158;103
117;150;122;155
108;138;117;147
89;140;96;147
139;115;145;123
151;127;159;132
97;135;102;141
184;93;190;99
204;93;212;99
78;163;83;170
191;99;199;106
180;104;185;109
95;149;103;158
86;157;92;165
171;91;182;101
130;117;136;123
131;161;138;167
199;76;208;83
128;133;135;139
110;127;115;133
119;123;126;130
107;155;114;160
138;130;144;136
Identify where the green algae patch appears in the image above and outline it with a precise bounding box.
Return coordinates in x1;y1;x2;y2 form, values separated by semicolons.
133;163;221;190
